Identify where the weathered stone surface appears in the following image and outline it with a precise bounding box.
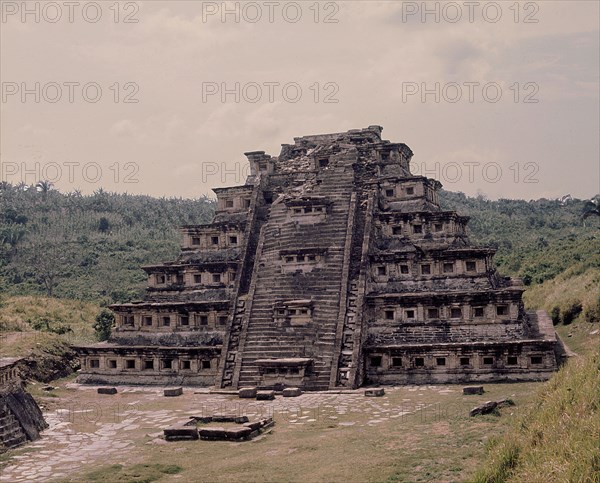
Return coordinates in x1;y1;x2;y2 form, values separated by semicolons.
238;387;257;398
224;426;252;440
74;126;560;390
470;401;497;416
463;386;484;395
469;399;515;416
365;388;385;397
243;421;262;431
198;427;227;440
164;387;183;397
260;417;275;428
1;386;48;449
164;424;198;441
212;414;249;424
198;426;254;441
282;387;302;397
256;390;275;400
97;387;117;395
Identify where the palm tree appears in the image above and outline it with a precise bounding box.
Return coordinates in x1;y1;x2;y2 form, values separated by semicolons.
36;180;52;191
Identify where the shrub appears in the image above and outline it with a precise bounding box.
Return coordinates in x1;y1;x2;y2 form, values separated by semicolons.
93;309;114;341
27;315;73;335
550;306;560;325
584;296;600;324
561;300;583;325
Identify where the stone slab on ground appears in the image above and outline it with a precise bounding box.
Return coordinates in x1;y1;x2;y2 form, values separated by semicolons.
164;387;183;397
463;386;484;395
97;387;117;395
282;387;302;397
238;387;257;398
469;399;515;417
243;421;262;431
256;390;275;400
364;388;385;397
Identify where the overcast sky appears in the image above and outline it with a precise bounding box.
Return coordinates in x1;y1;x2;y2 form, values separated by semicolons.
1;1;598;200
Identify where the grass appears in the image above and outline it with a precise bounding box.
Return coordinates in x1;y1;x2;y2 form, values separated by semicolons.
524;267;600;327
470;269;600;482
471;345;600;483
0;295;100;357
81;463;182;482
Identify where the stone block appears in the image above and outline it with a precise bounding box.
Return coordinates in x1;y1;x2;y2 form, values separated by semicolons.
364;388;385;397
238;387;258;398
282;387;302;397
463;386;484;395
469;401;497;417
164;425;198;441
211;414;249;424
260;417;274;428
97;387;117;395
164;387;183;397
243;420;262;431
224;426;252;440
199;427;227;440
256;390;275;400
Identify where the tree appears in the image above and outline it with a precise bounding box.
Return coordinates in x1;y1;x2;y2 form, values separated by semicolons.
98;217;110;233
93;309;115;341
15;236;82;296
582;197;600;225
35;180;54;194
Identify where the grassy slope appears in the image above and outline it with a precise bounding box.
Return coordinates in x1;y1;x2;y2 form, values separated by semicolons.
471;345;600;483
524;268;600;326
0;296;100;381
0;295;100;349
0;296;101;383
470;253;600;482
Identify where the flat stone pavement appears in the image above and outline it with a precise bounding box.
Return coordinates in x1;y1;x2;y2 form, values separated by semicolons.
0;384;460;482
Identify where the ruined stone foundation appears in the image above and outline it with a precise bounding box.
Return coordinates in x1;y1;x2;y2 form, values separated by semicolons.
0;359;48;451
76;126;559;390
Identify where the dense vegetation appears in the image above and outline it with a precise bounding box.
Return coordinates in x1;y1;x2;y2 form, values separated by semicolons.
440;191;600;286
0;183;214;304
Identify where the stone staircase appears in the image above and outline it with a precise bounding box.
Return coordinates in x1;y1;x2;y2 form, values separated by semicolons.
331;192;375;387
0;400;27;450
235;160;358;390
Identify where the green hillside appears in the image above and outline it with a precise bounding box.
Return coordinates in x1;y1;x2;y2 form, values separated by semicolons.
0;183;214;304
440;191;600;286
